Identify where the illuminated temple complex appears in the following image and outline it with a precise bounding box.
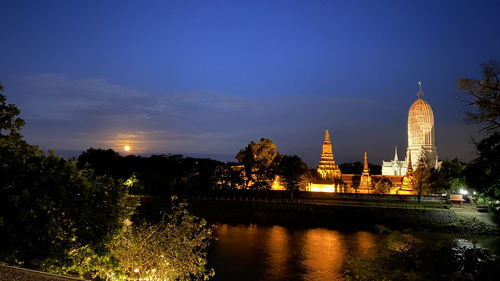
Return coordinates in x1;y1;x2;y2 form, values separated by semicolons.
305;130;412;194
298;83;439;194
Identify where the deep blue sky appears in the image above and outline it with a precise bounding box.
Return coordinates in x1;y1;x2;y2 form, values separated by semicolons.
1;0;499;166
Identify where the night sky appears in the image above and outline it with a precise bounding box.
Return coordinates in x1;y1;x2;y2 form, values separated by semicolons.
1;0;499;166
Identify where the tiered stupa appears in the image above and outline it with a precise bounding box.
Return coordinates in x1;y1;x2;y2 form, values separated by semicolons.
357;152;374;193
398;151;415;195
317;129;342;180
315;129;342;191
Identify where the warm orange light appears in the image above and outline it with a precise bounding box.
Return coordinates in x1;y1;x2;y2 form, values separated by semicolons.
309;183;336;192
124;145;131;152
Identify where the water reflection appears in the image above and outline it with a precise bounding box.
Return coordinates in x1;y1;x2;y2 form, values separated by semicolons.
208;224;500;281
209;224;381;281
263;226;290;281
302;228;344;281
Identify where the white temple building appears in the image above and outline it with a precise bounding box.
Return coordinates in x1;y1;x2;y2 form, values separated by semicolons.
382;83;440;175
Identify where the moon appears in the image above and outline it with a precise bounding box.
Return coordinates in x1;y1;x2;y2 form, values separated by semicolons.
124;145;131;152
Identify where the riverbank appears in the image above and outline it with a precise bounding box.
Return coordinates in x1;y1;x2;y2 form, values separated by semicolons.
136;196;499;235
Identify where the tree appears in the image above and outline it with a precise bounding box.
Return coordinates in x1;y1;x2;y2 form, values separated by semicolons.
414;156;431;203
466;132;500;202
458;61;500;203
0;83;216;280
235;138;280;189
0;150;136;278
458;60;500;132
374;178;392;194
276;155;308;199
0;83;136;279
109;197;215;281
429;159;467;194
0;82;25;137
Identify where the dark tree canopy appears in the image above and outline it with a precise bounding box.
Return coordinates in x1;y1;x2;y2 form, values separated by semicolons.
466;132;500;201
414;156;431;203
0;82;25;137
0;84;134;276
458;60;500;132
458;61;500;202
276;155;308;195
78;148;225;194
236;138;280;189
429;158;467;194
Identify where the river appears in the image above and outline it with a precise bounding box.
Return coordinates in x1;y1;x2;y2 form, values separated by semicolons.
207;223;500;281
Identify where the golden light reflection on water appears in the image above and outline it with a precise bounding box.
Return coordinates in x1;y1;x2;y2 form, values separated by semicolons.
211;225;499;281
212;224;385;281
302;228;344;281
263;226;290;281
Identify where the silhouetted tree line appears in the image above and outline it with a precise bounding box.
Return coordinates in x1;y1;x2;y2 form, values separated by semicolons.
77;149;225;194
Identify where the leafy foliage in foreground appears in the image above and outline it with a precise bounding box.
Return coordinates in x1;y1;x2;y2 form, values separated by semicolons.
0;86;133;277
109;197;215;281
0;135;135;278
1;83;215;280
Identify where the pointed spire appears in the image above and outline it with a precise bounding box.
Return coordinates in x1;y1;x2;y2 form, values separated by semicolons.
417;81;423;99
359;151;373;193
317;129;340;180
363;152;369;172
324;129;330;144
394;146;399;161
407;150;413;172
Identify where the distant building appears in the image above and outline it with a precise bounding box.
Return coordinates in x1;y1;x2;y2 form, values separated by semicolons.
310;129;342;192
270;84;443;195
302;129;417;194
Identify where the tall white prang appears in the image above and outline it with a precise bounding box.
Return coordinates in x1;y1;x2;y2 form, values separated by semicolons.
382;82;440;175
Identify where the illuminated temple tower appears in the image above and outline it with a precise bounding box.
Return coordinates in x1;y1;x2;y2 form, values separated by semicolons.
317;129;342;179
398;151;415;195
382;82;439;175
313;129;342;192
357;152;374;193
